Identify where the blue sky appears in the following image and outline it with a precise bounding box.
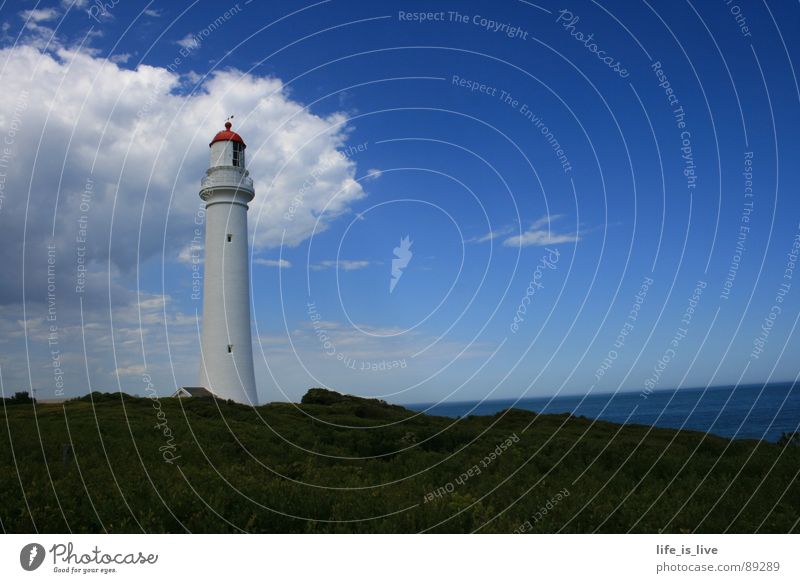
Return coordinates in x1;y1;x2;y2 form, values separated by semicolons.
1;0;799;404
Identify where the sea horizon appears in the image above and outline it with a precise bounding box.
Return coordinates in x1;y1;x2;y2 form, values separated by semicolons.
406;381;800;443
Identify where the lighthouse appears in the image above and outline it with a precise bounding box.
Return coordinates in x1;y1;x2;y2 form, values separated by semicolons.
197;120;258;404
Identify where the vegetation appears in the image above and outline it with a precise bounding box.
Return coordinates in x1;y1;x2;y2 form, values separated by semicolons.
777;431;800;447
1;391;35;405
0;388;797;533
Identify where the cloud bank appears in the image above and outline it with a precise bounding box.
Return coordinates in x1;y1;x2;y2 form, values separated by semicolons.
0;38;367;396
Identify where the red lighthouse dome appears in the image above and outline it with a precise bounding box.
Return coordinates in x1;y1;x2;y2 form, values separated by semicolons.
209;121;246;148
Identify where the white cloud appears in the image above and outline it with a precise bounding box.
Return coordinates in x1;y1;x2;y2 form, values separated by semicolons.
21;8;60;23
176;33;199;50
529;214;561;229
109;52;131;64
61;0;88;9
365;168;382;180
16;9;60;47
310;260;371;271
177;243;203;264
255;258;291;268
0;42;365;279
471;225;516;243
502;215;579;247
138;295;168;310
114;364;148;376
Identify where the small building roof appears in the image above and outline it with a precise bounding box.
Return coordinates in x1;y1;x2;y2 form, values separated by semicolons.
174;386;214;398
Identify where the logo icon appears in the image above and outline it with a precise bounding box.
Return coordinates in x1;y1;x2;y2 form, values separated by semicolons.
390;235;413;293
20;543;45;571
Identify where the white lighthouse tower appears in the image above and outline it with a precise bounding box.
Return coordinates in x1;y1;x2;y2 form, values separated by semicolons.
197;120;258;404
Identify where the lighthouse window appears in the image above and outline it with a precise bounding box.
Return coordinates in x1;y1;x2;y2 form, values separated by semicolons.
227;344;233;354
226;233;232;242
232;142;244;167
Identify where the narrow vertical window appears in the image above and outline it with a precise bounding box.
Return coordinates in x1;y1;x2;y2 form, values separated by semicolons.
226;233;232;242
227;344;233;354
232;142;244;167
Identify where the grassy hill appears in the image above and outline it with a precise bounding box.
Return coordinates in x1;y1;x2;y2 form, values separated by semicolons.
0;388;797;533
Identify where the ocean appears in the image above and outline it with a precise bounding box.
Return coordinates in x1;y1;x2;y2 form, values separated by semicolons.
406;382;800;442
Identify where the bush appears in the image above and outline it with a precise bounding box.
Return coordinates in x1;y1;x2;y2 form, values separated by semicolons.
2;391;34;404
